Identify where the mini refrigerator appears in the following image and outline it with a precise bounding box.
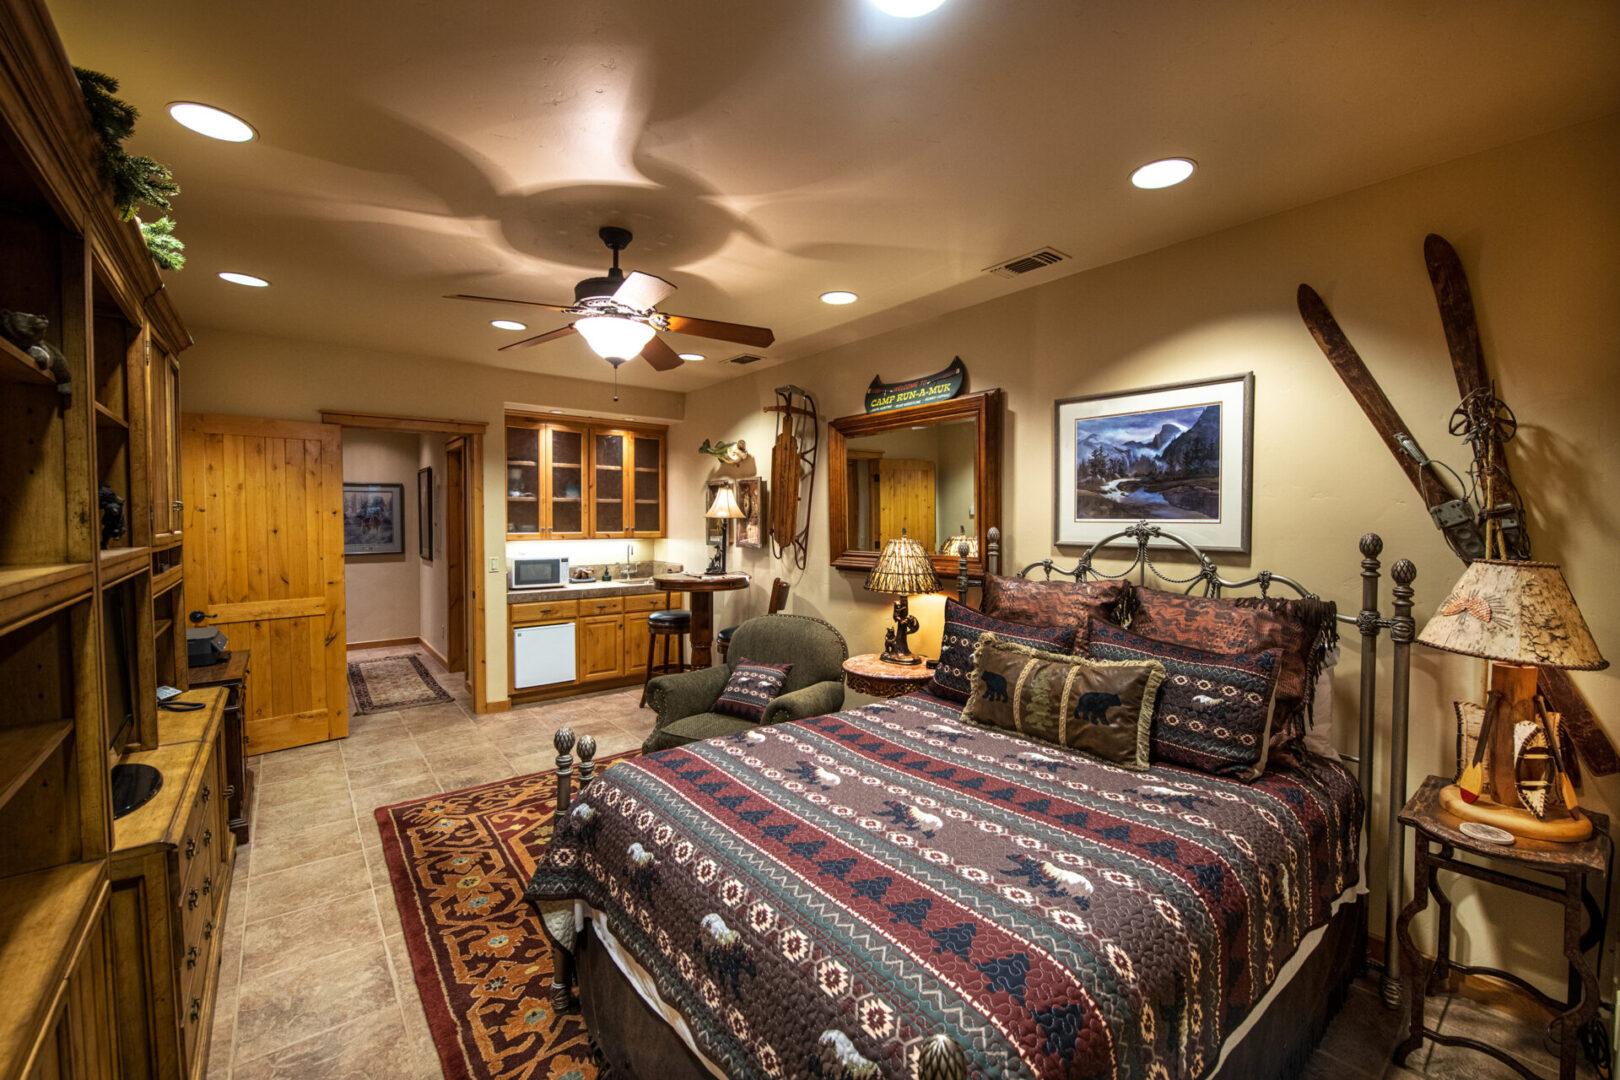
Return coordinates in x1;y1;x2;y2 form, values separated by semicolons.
513;622;576;688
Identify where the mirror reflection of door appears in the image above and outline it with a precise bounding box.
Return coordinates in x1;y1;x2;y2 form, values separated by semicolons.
877;460;936;551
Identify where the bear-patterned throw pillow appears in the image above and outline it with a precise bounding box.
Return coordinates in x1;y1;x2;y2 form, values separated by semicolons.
961;634;1164;770
929;599;1077;704
1086;618;1281;780
713;657;793;723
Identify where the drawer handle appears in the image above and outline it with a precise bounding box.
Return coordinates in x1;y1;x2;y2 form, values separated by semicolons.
202;875;213;896
189;997;201;1023
203;920;214;940
187;888;200;910
200;784;211;804
225;784;236;799
202;829;212;848
186;946;198;970
185;838;197;859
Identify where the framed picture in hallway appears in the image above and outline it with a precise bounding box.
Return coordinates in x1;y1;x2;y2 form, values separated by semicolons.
1053;372;1253;552
418;467;434;562
343;482;406;555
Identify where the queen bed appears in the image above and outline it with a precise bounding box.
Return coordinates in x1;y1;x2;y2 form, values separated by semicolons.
526;525;1419;1080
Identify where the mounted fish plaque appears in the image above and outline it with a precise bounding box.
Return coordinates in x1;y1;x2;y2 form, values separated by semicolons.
864;356;966;414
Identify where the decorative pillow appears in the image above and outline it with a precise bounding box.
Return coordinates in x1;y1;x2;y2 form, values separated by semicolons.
961;635;1164;770
713;657;793;723
1300;645;1341;761
1126;590;1336;752
1087;619;1280;780
981;574;1132;650
929;599;1076;704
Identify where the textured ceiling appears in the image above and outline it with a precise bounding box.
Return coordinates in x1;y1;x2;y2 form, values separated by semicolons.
51;0;1620;392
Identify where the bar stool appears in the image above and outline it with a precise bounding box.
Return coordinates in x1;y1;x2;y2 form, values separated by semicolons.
717;578;790;663
641;607;691;707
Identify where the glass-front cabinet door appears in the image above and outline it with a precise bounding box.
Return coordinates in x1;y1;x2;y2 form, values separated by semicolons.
629;433;664;537
590;430;628;537
505;420;542;537
545;422;588;539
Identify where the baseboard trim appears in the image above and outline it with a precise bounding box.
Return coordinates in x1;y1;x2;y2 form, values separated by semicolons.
510;673;646;706
481;697;511;714
347;636;419;651
419;637;450;669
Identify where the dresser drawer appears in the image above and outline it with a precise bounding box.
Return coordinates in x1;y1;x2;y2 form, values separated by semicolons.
512;598;579;624
622;593;669;614
579;596;623;616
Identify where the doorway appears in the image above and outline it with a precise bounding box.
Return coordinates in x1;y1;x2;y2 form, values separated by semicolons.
320;410;489;714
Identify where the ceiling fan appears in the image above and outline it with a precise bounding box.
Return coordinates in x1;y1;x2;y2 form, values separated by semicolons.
447;225;774;373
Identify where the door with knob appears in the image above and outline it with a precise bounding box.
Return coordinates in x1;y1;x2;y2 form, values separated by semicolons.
182;413;348;754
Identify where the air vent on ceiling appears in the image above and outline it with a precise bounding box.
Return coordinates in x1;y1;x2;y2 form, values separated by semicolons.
722;353;764;366
983;246;1070;280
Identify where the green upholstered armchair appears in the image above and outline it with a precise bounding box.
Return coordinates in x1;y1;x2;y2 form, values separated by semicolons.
642;614;849;753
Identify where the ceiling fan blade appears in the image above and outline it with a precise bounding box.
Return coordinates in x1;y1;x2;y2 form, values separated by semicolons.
497;325;578;352
639;335;684;372
612;271;676;312
446;293;577;313
659;314;775;349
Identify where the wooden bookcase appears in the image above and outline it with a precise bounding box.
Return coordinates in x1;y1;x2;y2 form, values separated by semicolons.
0;0;195;1075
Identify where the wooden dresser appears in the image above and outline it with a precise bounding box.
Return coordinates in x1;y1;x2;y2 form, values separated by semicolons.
188;651;253;845
109;688;235;1080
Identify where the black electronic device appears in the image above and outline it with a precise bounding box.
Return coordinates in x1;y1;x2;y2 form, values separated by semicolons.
187;627;229;667
111;762;163;817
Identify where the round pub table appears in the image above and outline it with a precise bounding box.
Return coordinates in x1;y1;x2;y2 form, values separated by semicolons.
652;572;749;667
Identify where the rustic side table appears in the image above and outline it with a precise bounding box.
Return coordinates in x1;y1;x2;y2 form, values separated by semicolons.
1394;774;1611;1080
189;650;253;845
842;653;935;698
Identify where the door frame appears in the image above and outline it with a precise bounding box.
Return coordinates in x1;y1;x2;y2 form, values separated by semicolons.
320;409;488;714
444;436;468;680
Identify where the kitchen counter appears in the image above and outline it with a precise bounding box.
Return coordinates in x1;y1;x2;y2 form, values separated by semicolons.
508;579;668;603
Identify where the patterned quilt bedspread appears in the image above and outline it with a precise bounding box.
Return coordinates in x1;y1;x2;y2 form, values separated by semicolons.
527;694;1362;1080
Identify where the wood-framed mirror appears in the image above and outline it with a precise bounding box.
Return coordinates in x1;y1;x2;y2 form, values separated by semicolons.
828;388;1002;578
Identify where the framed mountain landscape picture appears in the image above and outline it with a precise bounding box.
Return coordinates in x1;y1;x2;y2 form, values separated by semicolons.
1053;373;1253;552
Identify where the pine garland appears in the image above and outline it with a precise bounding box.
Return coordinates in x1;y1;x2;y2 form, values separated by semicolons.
140;217;185;270
73;67;181;224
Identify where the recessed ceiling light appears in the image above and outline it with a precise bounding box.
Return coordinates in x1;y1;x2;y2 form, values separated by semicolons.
217;271;269;287
820;290;859;305
871;0;947;15
678;352;705;361
549;409;563;414
1130;158;1197;189
491;319;526;331
168;102;256;142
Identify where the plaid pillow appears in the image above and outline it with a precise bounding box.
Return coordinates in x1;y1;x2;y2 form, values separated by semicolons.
930;599;1076;703
713;656;793;723
1087;618;1280;780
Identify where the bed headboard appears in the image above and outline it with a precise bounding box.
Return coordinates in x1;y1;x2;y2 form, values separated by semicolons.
955;520;1419;1007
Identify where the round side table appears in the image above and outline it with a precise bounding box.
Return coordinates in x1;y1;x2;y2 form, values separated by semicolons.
843;653;935;698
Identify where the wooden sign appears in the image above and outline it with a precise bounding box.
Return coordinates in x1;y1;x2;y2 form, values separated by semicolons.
864;357;966;414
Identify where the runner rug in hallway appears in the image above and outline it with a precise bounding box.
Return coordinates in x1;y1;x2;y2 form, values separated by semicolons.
348;654;454;713
376;756;635;1080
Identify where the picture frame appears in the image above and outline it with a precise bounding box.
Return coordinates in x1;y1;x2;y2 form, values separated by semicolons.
343;482;406;556
734;477;765;549
418;467;434;562
1053;372;1253;552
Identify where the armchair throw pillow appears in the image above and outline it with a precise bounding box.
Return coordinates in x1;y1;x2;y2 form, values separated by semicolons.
713;657;794;723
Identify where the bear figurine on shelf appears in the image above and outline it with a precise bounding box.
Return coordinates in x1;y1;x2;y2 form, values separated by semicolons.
0;308;72;394
99;485;126;548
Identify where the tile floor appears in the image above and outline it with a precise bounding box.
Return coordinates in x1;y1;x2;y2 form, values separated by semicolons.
202;645;1598;1080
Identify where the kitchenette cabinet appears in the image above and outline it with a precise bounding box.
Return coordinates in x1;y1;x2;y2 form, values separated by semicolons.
508;588;684;702
505;413;666;540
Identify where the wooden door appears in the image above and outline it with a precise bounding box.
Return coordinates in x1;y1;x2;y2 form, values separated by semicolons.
577;615;622;681
504;418;542;538
623;613;652;680
877;459;936;551
147;349;182;542
181;414;347;755
445;438;467;676
627;432;665;538
544;422;588;539
589;429;630;538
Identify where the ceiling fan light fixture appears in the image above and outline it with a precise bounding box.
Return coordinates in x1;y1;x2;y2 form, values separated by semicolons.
168;102;256;142
1130;157;1197;189
490;319;526;331
820;290;859;305
575;315;656;361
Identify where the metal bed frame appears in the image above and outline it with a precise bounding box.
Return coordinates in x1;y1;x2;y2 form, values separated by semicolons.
540;522;1419;1077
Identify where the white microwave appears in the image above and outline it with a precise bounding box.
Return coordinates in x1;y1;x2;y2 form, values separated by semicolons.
510;557;569;590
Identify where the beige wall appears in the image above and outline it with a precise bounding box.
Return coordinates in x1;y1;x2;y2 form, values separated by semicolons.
417;434;449;660
181;334;686;697
665;115;1620;989
341;429;422;644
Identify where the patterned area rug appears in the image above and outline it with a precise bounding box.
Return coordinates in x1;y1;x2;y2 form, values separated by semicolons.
348;654;454;714
375;757;633;1080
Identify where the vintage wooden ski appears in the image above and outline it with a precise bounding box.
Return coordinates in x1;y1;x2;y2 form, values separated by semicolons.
1297;284;1487;559
1423;235;1615;773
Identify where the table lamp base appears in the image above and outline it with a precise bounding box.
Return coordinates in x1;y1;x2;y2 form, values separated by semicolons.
1438;783;1592;843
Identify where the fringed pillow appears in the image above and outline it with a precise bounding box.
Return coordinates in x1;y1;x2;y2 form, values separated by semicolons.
961;635;1164;770
1087;619;1281;780
929;599;1076;704
713;657;793;723
980;574;1133;650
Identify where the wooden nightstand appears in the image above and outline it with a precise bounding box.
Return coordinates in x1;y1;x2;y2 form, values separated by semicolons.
1394;774;1612;1080
842;653;935;698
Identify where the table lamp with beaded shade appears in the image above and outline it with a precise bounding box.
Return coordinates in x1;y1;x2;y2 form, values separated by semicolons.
1416;559;1608;842
866;530;942;666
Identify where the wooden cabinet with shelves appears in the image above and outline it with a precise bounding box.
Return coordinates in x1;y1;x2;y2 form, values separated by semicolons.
504;413;666;539
507;590;681;701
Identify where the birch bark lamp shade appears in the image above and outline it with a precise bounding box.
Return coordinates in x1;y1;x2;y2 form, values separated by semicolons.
1417;559;1607;841
866;531;941;666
